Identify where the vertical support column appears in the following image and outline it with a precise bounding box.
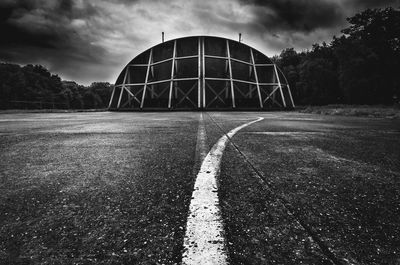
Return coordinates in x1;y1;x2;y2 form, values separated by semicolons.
287;85;295;108
140;49;153;109
198;37;201;109
202;37;206;108
174;58;178;99
277;65;295;108
274;64;286;108
248;54;252;98
108;86;116;109
168;40;177;109
126;66;131;107
272;67;277;103
151;56;155;99
250;48;263;108
225;57;229;99
117;87;123;109
226;39;235;108
117;68;129;109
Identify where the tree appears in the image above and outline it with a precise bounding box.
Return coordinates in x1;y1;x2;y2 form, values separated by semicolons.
335;7;400;104
89;82;113;108
60;81;84;109
274;7;399;105
297;43;340;105
0;63;113;109
275;48;304;103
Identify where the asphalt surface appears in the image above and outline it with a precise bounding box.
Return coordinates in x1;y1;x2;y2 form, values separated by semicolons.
0;112;399;265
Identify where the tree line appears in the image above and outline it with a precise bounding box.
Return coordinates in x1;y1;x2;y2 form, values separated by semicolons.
274;7;400;106
0;7;399;109
0;63;113;109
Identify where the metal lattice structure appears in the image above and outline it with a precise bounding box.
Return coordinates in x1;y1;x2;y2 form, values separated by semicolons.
109;36;294;110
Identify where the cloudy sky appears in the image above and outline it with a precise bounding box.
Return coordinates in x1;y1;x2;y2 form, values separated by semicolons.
0;0;397;85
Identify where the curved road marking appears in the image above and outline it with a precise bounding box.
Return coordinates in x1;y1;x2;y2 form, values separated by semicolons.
182;117;264;265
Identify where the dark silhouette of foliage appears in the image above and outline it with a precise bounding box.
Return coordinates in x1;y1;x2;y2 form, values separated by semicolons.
275;7;400;106
0;63;113;109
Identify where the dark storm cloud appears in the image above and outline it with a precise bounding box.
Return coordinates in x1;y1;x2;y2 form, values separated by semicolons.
0;19;59;49
239;0;399;33
0;0;113;83
0;0;98;48
226;0;399;52
346;0;399;9
239;0;344;32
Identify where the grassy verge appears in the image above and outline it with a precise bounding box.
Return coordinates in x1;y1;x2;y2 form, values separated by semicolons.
299;105;400;119
0;109;107;113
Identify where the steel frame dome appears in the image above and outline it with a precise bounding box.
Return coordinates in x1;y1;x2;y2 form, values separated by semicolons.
108;36;294;110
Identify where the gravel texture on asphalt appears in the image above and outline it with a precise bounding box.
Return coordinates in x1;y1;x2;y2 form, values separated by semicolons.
212;112;400;265
219;146;332;264
0;112;201;264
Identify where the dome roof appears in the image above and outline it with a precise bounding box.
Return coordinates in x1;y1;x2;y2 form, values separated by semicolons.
109;36;294;110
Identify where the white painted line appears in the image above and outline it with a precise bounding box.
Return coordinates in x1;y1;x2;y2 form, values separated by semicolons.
247;131;323;136
182;116;264;265
277;118;324;121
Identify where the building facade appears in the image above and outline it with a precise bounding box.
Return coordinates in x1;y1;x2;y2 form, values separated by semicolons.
109;36;294;110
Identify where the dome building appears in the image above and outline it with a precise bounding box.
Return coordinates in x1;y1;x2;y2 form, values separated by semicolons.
108;36;294;110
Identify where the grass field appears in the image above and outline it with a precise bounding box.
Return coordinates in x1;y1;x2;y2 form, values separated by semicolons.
300;105;400;119
0;112;399;264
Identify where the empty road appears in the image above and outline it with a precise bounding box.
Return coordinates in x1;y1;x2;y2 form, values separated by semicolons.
0;112;399;264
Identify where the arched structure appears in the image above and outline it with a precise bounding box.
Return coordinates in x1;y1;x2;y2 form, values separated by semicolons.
108;36;294;110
